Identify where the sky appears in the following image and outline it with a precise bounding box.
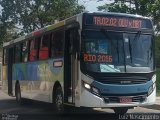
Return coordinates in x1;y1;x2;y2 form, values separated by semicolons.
79;0;112;12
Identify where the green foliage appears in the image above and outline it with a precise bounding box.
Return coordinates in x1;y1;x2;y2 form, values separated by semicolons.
0;16;18;44
0;24;7;45
98;2;134;14
155;36;160;68
156;68;160;95
0;0;85;39
97;0;154;15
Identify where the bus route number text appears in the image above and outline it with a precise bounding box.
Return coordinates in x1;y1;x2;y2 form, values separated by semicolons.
93;16;142;29
83;54;112;63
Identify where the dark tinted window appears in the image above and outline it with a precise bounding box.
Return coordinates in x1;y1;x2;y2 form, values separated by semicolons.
22;41;29;62
29;39;38;61
39;34;50;60
3;48;8;65
14;44;22;63
51;31;64;58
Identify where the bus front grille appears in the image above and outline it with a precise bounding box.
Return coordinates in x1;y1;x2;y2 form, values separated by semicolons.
103;95;147;103
98;77;148;85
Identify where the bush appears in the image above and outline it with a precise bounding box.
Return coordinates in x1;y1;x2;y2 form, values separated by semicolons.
156;68;160;96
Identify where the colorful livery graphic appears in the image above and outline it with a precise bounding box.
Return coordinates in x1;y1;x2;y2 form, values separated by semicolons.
2;12;156;114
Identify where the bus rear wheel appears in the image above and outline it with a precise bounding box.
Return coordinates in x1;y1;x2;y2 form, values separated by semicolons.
113;107;128;114
53;87;64;114
15;84;22;104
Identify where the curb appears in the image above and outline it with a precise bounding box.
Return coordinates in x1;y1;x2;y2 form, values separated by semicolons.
154;103;160;106
147;103;160;110
144;104;160;110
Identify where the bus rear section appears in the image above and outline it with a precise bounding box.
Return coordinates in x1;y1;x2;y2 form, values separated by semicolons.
2;48;14;96
79;13;156;113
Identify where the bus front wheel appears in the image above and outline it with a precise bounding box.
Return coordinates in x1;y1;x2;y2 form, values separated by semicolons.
113;107;128;114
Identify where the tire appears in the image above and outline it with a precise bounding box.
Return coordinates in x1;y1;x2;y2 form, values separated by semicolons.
113;107;128;114
53;87;64;114
15;84;22;104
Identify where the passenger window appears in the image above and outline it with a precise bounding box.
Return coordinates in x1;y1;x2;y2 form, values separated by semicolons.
3;48;8;65
29;39;38;61
51;31;64;58
39;34;50;60
14;44;22;63
22;41;29;62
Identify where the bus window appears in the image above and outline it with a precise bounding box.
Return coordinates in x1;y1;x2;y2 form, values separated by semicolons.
14;44;22;63
51;31;64;58
3;48;8;65
29;39;38;61
22;41;29;62
39;34;50;60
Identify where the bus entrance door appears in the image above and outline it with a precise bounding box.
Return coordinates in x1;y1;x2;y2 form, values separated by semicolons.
7;47;14;95
64;28;78;104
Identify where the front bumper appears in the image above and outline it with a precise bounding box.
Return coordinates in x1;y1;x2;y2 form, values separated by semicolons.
80;86;156;108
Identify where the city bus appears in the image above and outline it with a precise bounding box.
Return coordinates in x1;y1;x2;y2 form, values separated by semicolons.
2;12;156;114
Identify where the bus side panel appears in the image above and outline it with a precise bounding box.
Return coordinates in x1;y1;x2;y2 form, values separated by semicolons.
37;59;64;103
12;58;64;103
12;63;29;98
2;65;8;94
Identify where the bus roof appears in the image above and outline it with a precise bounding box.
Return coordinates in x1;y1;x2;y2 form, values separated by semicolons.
3;13;83;47
3;12;151;47
91;12;149;19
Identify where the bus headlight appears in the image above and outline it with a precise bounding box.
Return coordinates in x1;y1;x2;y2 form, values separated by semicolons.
83;81;100;96
148;83;156;96
83;82;91;90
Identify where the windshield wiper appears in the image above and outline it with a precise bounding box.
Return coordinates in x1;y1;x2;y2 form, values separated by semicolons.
134;31;141;41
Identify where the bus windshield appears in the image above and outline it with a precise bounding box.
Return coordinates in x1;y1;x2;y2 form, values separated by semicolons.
81;30;154;73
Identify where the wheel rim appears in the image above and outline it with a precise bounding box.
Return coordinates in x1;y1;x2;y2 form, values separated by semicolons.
55;92;63;111
16;87;21;102
17;91;20;101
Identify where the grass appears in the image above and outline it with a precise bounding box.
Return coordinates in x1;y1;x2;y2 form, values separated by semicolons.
157;90;160;96
156;68;160;96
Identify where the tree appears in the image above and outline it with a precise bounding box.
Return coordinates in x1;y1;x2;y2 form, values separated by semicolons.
155;36;160;68
0;0;85;34
97;0;154;15
0;14;18;45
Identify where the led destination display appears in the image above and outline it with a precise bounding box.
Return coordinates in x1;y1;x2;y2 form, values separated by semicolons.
83;54;112;63
94;16;141;28
85;14;153;29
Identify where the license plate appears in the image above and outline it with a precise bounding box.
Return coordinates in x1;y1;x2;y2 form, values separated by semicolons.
119;97;132;103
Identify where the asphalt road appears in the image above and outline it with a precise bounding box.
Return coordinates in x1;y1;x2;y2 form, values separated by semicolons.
0;90;160;120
